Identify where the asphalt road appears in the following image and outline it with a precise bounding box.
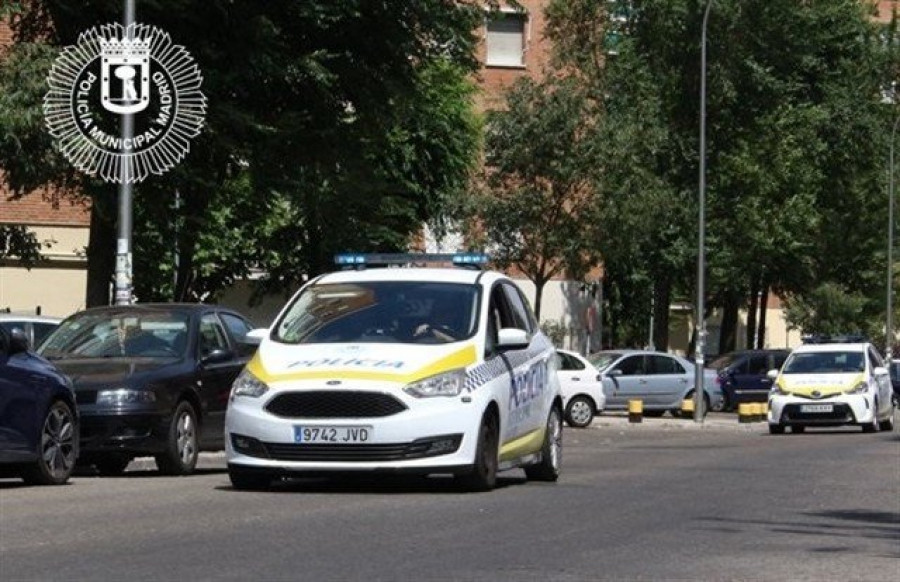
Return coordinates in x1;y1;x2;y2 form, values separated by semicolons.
1;413;898;581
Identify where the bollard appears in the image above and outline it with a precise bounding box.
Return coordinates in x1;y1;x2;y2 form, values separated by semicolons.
751;402;763;422
738;402;753;424
680;398;695;417
628;399;643;423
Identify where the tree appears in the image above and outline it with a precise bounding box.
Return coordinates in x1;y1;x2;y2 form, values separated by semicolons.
464;76;600;320
0;1;482;305
783;283;872;336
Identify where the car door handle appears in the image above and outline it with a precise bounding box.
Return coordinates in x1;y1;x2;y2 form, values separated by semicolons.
639;379;648;384
571;377;580;381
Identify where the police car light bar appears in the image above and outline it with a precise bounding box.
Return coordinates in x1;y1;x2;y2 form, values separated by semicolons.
334;253;490;269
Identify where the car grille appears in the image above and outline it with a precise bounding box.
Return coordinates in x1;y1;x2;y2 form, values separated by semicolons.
264;391;407;419
782;403;855;424
231;433;462;462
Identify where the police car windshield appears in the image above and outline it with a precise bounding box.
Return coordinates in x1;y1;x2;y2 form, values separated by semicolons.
274;281;480;345
782;351;865;374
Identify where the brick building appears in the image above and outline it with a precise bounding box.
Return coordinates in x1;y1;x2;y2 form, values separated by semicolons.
0;19;90;318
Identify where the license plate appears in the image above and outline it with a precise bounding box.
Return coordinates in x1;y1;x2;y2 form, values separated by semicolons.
293;425;373;444
800;404;833;414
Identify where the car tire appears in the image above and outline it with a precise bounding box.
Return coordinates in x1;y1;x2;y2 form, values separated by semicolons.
228;467;273;491
155;401;199;475
564;396;594;428
94;454;132;476
458;410;499;492
643;410;665;418
524;406;562;483
879;412;895;431
20;400;77;486
862;405;879;434
768;424;785;435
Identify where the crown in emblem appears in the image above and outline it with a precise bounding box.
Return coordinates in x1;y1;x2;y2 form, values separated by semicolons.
99;37;150;60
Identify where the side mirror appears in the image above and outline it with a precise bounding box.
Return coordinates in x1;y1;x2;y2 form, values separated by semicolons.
606;369;623;378
201;348;235;365
766;369;779;380
873;366;888;377
8;328;30;355
245;328;268;344
497;328;529;350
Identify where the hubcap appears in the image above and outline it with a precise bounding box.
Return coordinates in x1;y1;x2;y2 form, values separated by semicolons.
176;411;197;465
548;410;562;470
42;405;76;479
569;400;592;425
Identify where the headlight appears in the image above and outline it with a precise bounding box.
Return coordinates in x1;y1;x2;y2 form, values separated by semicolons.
403;368;467;398
231;369;269;399
97;388;156;406
847;381;869;395
770;384;788;396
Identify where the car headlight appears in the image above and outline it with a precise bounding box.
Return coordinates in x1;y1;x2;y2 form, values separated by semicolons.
847;381;869;395
97;388;156;406
403;368;467;398
231;369;269;399
770;383;788;396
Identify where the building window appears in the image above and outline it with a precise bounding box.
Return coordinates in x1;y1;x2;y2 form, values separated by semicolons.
486;13;527;68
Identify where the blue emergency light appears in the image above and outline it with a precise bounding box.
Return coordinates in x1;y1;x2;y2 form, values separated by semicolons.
333;253;490;269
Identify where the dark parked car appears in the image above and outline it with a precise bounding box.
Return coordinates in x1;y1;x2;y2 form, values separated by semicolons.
709;349;790;410
0;325;79;485
889;359;900;406
37;304;257;476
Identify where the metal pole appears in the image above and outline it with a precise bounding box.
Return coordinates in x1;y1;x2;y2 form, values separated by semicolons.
888;117;899;362
114;0;136;305
695;0;713;423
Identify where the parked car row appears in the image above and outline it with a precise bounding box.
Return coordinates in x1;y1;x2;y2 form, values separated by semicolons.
0;304;258;485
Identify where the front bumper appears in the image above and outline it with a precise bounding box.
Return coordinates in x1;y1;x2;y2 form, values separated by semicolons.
225;387;485;474
768;392;873;427
78;411;170;454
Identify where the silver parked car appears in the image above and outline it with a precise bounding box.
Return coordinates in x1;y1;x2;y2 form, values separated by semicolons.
0;313;62;351
588;350;723;416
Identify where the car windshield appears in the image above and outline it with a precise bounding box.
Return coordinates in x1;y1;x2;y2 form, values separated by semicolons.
273;281;480;345
781;351;865;374
38;310;190;359
588;351;623;371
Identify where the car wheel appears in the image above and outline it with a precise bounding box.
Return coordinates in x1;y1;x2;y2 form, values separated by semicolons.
94;454;132;476
21;400;77;486
565;396;594;428
768;424;785;435
862;404;879;434
155;401;199;475
879;410;895;431
457;410;499;492
524;406;562;482
643;410;665;418
228;467;273;491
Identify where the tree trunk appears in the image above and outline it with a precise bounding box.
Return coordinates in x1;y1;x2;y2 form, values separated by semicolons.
756;284;769;349
652;278;671;351
533;278;546;322
85;189;117;307
746;276;761;349
719;290;740;354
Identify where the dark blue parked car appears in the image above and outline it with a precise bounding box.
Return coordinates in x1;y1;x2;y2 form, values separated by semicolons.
0;326;79;485
710;349;790;411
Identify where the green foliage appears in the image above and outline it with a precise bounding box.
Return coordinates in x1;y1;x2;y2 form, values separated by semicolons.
783;283;871;336
0;224;45;265
466;76;600;320
540;318;568;348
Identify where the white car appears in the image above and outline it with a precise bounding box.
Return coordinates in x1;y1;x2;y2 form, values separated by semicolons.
556;349;605;428
0;313;62;350
767;341;895;434
225;254;563;491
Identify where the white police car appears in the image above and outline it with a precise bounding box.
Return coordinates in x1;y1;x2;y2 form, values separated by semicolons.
767;340;895;434
225;254;563;490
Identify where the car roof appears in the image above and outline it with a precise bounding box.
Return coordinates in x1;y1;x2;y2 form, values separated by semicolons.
66;303;241;316
791;342;869;353
315;267;502;286
0;314;63;324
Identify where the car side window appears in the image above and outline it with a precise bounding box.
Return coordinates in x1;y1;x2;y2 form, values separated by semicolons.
501;282;531;332
616;355;645;376
198;314;230;358
747;355;769;375
649;355;684;375
867;347;883;371
0;327;8;354
772;352;788;369
558;352;585;371
220;313;253;341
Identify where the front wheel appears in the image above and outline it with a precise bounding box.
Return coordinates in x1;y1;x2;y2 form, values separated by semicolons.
564;396;594;428
457;411;499;492
768;424;785;435
21;401;77;486
155;401;199;475
524;406;562;482
862;404;879;434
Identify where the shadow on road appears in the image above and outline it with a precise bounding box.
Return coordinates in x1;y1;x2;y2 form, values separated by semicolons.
214;473;531;495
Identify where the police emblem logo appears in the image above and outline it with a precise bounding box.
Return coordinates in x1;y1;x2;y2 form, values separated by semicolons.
43;23;206;183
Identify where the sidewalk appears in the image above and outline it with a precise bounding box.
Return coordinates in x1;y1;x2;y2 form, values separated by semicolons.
592;410;768;432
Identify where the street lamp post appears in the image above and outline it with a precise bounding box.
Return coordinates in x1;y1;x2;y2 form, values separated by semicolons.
114;0;136;306
887;116;899;362
694;0;714;423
